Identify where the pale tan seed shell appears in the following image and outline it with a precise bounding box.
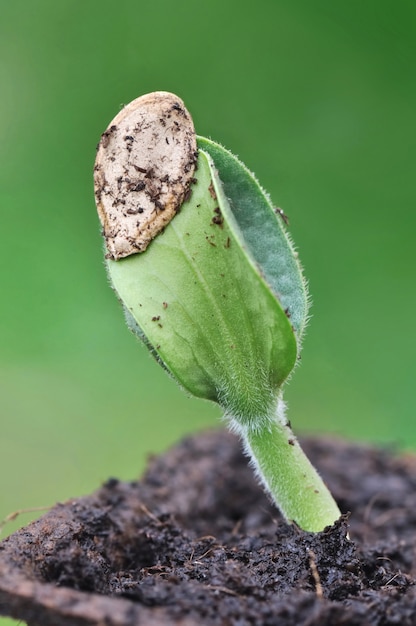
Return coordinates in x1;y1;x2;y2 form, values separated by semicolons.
94;92;197;260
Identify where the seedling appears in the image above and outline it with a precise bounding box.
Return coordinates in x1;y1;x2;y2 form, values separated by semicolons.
94;92;341;532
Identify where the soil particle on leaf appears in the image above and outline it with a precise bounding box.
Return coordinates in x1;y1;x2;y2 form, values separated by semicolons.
1;430;416;626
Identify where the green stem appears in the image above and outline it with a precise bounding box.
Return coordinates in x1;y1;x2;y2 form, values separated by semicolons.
239;403;341;532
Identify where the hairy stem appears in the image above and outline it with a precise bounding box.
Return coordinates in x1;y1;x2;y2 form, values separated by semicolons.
237;403;341;532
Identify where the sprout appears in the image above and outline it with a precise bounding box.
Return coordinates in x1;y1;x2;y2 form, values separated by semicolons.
94;92;341;532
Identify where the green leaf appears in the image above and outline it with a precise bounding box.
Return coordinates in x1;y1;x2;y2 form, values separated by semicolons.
198;137;308;339
107;150;297;425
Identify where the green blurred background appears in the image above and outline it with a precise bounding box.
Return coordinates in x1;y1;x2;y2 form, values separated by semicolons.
0;0;415;621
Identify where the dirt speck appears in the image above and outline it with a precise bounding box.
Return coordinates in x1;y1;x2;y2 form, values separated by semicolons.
208;182;217;200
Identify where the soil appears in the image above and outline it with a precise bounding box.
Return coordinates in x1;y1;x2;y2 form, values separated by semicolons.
1;429;416;626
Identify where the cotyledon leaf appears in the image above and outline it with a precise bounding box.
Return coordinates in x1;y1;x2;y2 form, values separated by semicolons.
107;150;297;423
198;137;308;339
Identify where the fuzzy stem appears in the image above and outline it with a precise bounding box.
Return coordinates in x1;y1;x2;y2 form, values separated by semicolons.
237;404;341;532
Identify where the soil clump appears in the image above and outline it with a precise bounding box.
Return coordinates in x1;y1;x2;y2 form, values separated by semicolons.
1;429;416;625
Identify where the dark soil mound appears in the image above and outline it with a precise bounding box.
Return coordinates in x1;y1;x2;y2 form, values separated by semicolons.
1;430;416;625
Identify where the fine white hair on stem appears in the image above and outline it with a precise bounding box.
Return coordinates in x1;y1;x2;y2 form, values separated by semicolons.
226;395;294;518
